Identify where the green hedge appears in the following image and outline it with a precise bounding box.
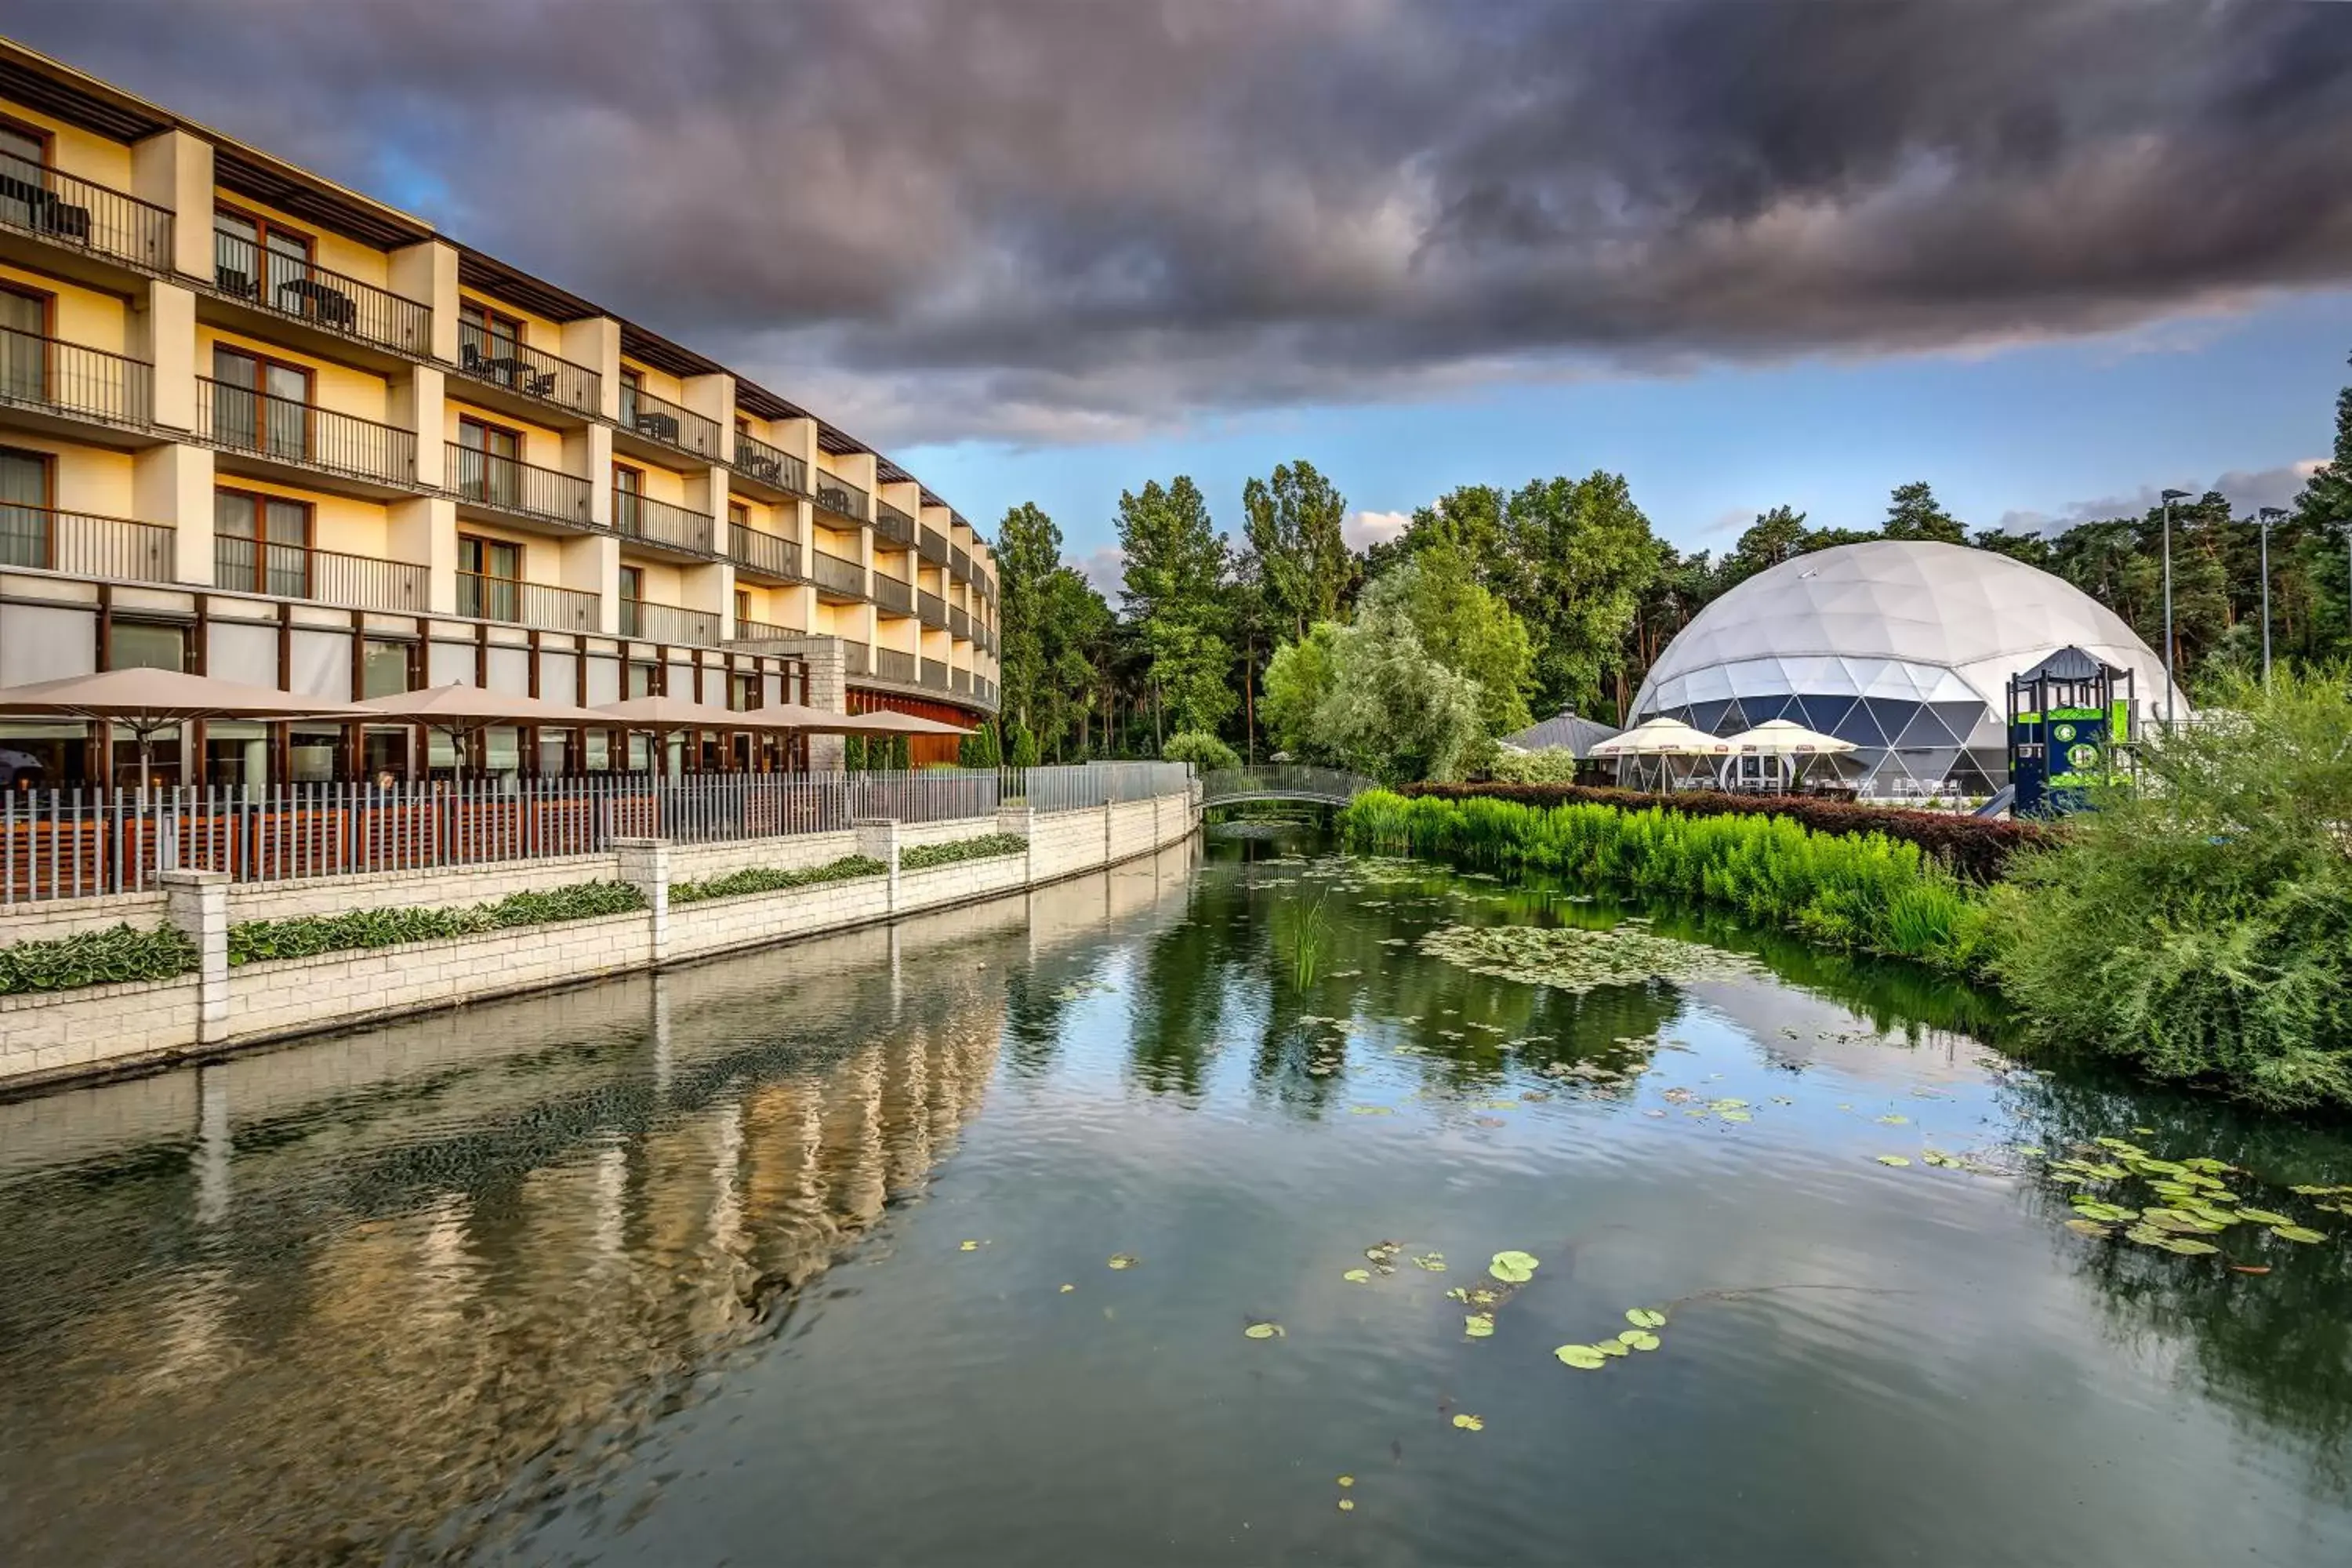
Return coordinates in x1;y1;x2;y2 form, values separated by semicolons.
1342;789;1987;972
901;833;1028;871
227;880;646;965
0;922;200;996
671;855;886;906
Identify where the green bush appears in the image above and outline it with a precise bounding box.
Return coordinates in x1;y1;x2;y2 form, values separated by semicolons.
1988;666;2352;1110
0;922;199;995
228;880;645;964
901;833;1028;870
671;855;887;905
1341;789;1987;971
1163;730;1241;773
1486;747;1583;786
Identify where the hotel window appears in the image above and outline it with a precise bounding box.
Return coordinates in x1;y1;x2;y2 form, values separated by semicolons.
0;120;51;234
619;564;644;603
1;284;49;405
210;345;310;459
618;367;642;426
458;534;521;621
214;488;313;597
612;462;643;535
0;446;53;570
212;207;312;309
459;300;523;372
456;416;522;507
734;587;752;627
108;620;190;673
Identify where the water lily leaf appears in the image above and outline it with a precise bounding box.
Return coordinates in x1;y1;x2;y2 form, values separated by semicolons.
1452;1413;1485;1430
1875;1155;1912;1167
1349;1105;1395;1116
2123;1225;2169;1247
2270;1225;2328;1244
1343;1269;1372;1283
1490;1250;1541;1283
2158;1237;2220;1256
1338;1475;1354;1488
1627;1308;1668;1328
1595;1338;1631;1357
1338;1499;1355;1512
2016;1145;2047;1156
1059;1283;1076;1293
1553;1344;1608;1370
1244;1322;1285;1339
1876;1114;1911;1125
1464;1313;1495;1338
2235;1208;2293;1226
1720;1110;1754;1123
959;1240;980;1251
2063;1218;2114;1237
1709;1098;1749;1111
1413;1253;1447;1272
1619;1329;1661;1351
1107;1254;1138;1270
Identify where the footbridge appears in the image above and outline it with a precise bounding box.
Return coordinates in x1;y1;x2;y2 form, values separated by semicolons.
1198;765;1378;809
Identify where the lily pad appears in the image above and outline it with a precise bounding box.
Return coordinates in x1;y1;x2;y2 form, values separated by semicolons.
1452;1413;1485;1430
2063;1218;2114;1237
1464;1313;1495;1338
1343;1269;1372;1283
1619;1329;1661;1351
1338;1499;1355;1512
1059;1283;1076;1293
1244;1322;1286;1339
1626;1308;1668;1328
1418;923;1761;996
1107;1253;1138;1270
1490;1250;1541;1283
2235;1208;2294;1226
1720;1110;1754;1123
1876;1114;1911;1126
2271;1225;2328;1244
2158;1237;2220;1256
1875;1155;1912;1167
1412;1253;1447;1272
959;1240;981;1251
1553;1344;1608;1370
1338;1475;1354;1488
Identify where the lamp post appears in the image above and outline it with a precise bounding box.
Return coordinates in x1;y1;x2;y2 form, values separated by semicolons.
2256;507;2286;687
2160;488;2191;728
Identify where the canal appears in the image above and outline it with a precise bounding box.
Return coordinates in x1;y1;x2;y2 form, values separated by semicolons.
2;826;2348;1565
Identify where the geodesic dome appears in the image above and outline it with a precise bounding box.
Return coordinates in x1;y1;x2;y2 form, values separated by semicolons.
1630;540;2182;798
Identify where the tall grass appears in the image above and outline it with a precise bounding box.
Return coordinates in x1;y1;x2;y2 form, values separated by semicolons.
1341;789;1989;972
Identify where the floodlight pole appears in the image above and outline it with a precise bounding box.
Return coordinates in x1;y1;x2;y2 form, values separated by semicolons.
2160;488;2190;728
2256;507;2286;688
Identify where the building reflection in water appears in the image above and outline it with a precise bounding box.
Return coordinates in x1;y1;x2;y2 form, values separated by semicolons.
0;844;1197;1568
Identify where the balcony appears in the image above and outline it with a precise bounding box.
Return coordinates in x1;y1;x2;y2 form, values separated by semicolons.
728;429;807;495
950;666;971;695
212;230;431;358
812;472;869;525
197;378;418;491
975;675;997;708
916;589;947;629
214;536;429;612
0;151;173;274
949;604;971;641
448;443;594;532
873;499;916;546
811;547;865;600
875;646;917;684
613;488;715;556
950;545;971;583
871;569;912;614
617;383;720;462
730;615;804;642
728;521;803;582
0;326;152;434
919;657;950;693
917;525;949;567
841;641;869;677
0;503;173;583
456;321;601;420
622;597;720;646
459;572;599;633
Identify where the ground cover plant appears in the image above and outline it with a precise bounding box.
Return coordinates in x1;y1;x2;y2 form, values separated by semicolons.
900;833;1028;871
670;855;886;906
227;881;645;964
0;923;200;995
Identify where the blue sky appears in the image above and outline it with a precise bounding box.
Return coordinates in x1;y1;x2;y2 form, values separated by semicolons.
905;288;2352;583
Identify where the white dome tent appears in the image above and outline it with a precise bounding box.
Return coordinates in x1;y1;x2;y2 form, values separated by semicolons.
1630;541;2183;799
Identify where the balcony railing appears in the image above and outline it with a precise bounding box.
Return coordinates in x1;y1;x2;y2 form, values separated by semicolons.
197;378;417;488
214;536;430;612
916;589;947;628
730;615;804;642
950;545;971;582
976;675;997;707
622;597;720;646
811;548;865;598
728;521;803;580
917;525;949;566
876;646;917;684
871;570;912;614
949;604;971;641
212;230;431;358
812;472;869;523
456;321;601;419
0;150;173;273
919;657;950;692
613;488;715;555
618;383;720;461
0;325;152;429
459;572;599;633
873;499;915;545
0;504;173;583
841;641;869;677
448;442;594;529
950;666;971;695
729;429;807;494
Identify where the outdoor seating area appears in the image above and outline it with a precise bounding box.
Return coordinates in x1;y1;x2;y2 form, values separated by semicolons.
458;341;558;397
1592;715;1857;794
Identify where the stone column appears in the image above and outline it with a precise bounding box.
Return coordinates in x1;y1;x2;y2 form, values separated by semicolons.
803;637;848;773
1102;796;1116;867
996;803;1036;887
615;837;671;964
162;869;230;1046
855;818;900;914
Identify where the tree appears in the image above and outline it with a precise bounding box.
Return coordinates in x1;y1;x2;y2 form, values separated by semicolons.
994;502;1062;738
1501;472;1664;719
1881;481;1969;544
1240;459;1355;640
1042;565;1116;759
1972;526;2053;568
1356;544;1534;735
1261;622;1342;762
1117;477;1235;743
1316;606;1491;784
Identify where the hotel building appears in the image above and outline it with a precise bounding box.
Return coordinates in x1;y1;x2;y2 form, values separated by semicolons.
0;38;999;785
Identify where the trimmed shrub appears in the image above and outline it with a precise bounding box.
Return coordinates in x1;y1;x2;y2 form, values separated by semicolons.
0;922;200;995
1400;781;2039;881
227;880;645;965
901;833;1027;870
1343;789;1988;972
1485;748;1583;786
1163;731;1242;773
671;855;886;906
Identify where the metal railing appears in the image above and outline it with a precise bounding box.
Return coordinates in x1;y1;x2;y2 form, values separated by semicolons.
197;377;417;487
841;641;869;677
622;597;721;646
729;429;806;493
950;666;971;695
728;521;803;580
813;472;869;522
459;572;600;632
1014;760;1190;813
618;383;720;459
976;675;998;707
448;442;595;529
949;604;971;640
457;321;601;418
916;590;948;628
613;488;715;554
0;325;152;428
874;499;916;544
871;570;912;614
730;616;804;642
919;657;949;691
0;149;173;271
0;504;175;583
1198;764;1375;807
874;646;917;683
811;548;866;597
918;525;949;566
212;230;430;356
951;545;971;582
214;536;430;612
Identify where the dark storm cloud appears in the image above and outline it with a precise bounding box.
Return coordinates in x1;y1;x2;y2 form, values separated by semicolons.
14;0;2352;443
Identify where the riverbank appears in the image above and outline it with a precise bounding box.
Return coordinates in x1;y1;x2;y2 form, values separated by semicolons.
0;788;1199;1094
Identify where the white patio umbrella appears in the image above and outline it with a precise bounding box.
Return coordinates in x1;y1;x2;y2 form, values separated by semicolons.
0;666;370;786
1724;719;1857;757
1588;717;1730;757
356;683;616;778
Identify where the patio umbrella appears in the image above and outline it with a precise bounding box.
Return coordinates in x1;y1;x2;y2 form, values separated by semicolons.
0;666;370;786
356;683;616;778
595;695;804;730
1723;718;1856;756
751;703;975;737
1588;717;1729;757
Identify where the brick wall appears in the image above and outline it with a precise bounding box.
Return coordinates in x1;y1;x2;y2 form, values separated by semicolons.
0;975;201;1081
668;872;891;961
0;890;172;946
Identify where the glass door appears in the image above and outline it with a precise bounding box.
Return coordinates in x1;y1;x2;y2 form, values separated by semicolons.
0;286;45;406
0;446;49;568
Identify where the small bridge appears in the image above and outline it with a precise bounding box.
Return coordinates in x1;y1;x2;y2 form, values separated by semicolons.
1198;765;1378;808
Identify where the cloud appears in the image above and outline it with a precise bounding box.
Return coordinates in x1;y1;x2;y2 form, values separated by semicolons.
16;1;2352;447
1070;546;1126;597
1998;459;2325;532
1345;510;1410;551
